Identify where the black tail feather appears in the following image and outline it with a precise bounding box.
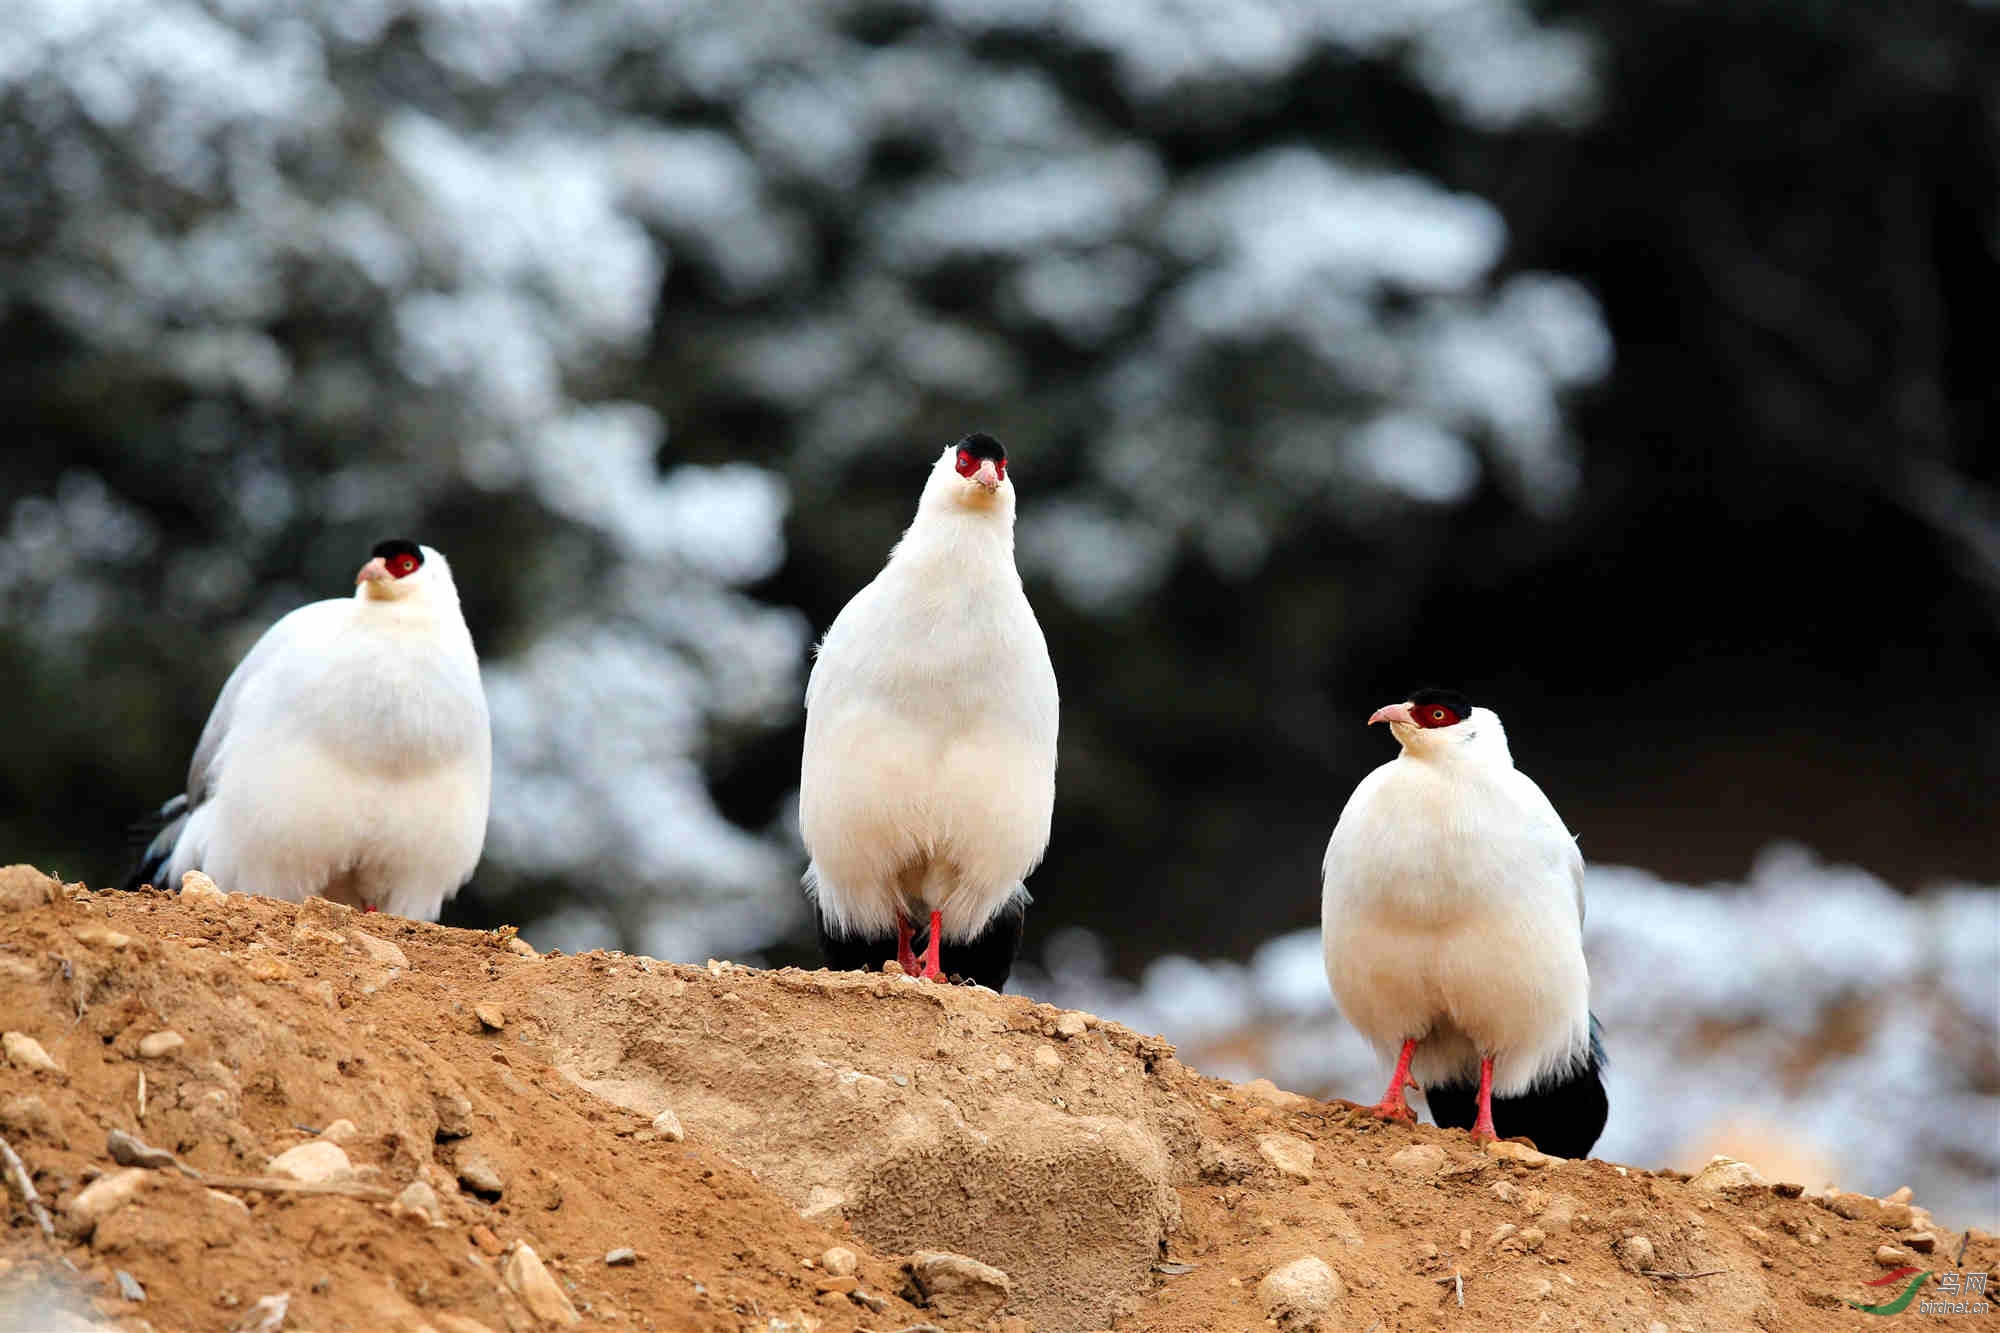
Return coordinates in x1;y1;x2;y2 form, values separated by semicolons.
120;795;187;894
813;898;1026;992
1425;1016;1608;1160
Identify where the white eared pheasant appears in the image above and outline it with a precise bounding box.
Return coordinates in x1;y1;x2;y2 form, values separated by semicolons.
800;435;1059;989
126;540;491;922
1320;689;1607;1158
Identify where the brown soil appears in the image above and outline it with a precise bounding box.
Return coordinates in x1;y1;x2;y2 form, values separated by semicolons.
1;869;1991;1333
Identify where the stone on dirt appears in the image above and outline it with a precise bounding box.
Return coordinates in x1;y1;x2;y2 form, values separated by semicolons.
908;1250;1014;1320
1256;1256;1344;1329
503;1242;581;1325
267;1141;353;1184
3;1031;63;1077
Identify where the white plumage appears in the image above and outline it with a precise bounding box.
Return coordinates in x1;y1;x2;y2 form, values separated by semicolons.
800;436;1058;985
1321;692;1605;1155
131;541;491;922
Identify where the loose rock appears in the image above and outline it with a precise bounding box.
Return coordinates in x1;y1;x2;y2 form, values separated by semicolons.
179;870;225;899
115;1270;146;1302
1032;1046;1063;1071
318;1119;360;1144
503;1242;581;1326
267;1141;353;1184
137;1031;185;1060
107;1129;179;1171
475;1004;506;1031
3;1032;63;1077
393;1180;443;1225
1613;1235;1656;1273
1257;1134;1316;1182
1243;1078;1310;1110
63;1168;151;1239
1053;1012;1088;1039
1256;1256;1344;1330
0;864;60;912
73;924;133;950
1484;1139;1553;1168
457;1150;505;1200
1876;1245;1915;1267
346;929;409;969
1386;1144;1446;1177
1692;1155;1766;1191
651;1109;685;1142
0;1094;67;1147
605;1247;638;1267
908;1250;1014;1320
821;1246;859;1278
432;1088;475;1139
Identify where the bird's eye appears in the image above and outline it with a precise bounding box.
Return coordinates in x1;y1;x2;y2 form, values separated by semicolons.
992;457;1007;481
955;448;977;478
389;554;421;578
1418;705;1461;728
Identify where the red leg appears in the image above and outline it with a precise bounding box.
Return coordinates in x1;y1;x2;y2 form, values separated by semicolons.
1372;1038;1419;1122
363;904;378;914
917;909;945;981
1469;1057;1498;1142
894;914;920;974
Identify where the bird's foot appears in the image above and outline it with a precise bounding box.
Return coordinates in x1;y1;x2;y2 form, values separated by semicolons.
917;909;945;981
1372;1037;1420;1122
894;914;920;975
1468;1055;1498;1143
363;904;378;914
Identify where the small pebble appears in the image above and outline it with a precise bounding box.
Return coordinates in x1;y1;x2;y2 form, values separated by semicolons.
393;1180;442;1225
475;1004;506;1032
2;1032;63;1077
1257;1256;1344;1324
1053;1012;1088;1039
266;1141;352;1185
1387;1144;1447;1177
471;1225;504;1256
651;1109;685;1142
1614;1235;1656;1273
115;1270;146;1302
821;1247;859;1278
318;1119;360;1144
179;870;225;899
137;1031;185;1060
503;1243;580;1326
605;1248;638;1267
457;1152;505;1200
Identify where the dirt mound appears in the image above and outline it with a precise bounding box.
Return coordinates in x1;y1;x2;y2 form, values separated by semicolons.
1;868;1992;1333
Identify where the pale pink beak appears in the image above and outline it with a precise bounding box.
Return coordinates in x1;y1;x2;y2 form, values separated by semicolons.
356;557;392;586
973;460;1002;492
1368;702;1416;727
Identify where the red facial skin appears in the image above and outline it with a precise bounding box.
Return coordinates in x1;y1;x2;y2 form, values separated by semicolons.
955;449;1006;483
1411;703;1461;729
386;552;421;579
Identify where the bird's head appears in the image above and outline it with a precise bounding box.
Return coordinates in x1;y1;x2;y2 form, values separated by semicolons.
354;539;454;606
921;433;1014;516
1369;688;1505;760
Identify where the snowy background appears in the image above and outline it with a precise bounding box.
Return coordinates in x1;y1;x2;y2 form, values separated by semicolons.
2;0;1995;1227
